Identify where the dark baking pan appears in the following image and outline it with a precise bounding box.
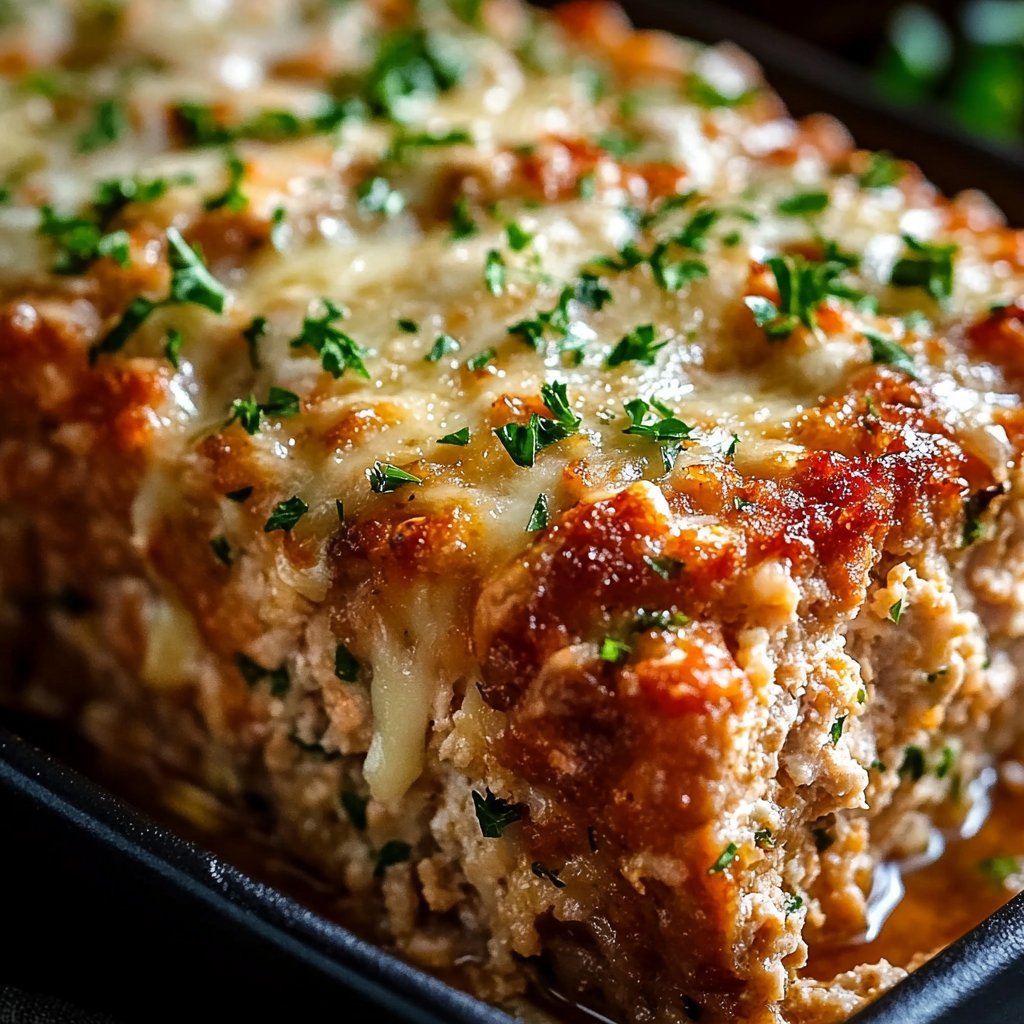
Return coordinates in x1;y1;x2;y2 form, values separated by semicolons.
0;726;515;1024
4;3;1024;1023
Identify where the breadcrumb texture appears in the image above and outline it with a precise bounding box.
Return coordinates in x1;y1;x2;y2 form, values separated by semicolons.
2;2;1024;1022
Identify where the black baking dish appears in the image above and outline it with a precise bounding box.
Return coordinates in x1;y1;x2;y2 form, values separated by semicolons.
4;2;1024;1021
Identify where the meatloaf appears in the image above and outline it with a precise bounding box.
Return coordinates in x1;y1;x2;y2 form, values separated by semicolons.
2;1;1024;1022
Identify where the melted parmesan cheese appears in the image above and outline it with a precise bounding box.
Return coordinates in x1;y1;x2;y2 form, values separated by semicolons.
2;0;1023;801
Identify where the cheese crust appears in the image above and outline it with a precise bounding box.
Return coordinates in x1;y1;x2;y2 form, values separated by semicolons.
3;2;1024;1022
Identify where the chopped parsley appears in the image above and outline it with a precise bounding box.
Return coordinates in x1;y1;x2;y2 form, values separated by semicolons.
526;493;550;531
375;840;412;876
242;316;267;369
289;299;369;379
899;745;926;782
623;397;692;470
785;893;804;916
936;745;956;779
472;789;523;838
270;206;287;250
649;250;708;291
707;842;738;875
979;855;1021;886
89;296;158;364
397;317;419;333
166;227;227;312
334;642;360;682
78;97;127;153
888;599;904;623
363;28;468;123
225;486;254;503
830;716;847;746
368;461;422;493
494;381;581;467
264;495;309;533
889;235;957;303
745;253;861;339
505;221;534;251
438;427;471;446
776;190;829;216
643;554;682;580
203;154;248;212
595;128;641;157
426;333;461;362
865;331;918;379
484;249;506;296
226;387;300;435
859;152;904;190
599;636;631;663
507;274;609;358
754;828;775;850
38;206;130;274
465;348;496;371
686;73;756;108
450;196;478;240
606;324;663;367
531;861;566;889
164;327;183;369
962;483;1007;547
356;175;405;217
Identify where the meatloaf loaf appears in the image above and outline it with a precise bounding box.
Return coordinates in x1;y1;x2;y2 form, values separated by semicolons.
2;1;1023;1021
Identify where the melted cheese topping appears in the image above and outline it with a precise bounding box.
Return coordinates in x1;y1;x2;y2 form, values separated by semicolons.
3;0;1024;801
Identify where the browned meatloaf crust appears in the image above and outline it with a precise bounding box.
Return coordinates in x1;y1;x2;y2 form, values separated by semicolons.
2;1;1024;1021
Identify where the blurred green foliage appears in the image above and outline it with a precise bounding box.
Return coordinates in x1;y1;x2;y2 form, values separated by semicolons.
877;1;1024;141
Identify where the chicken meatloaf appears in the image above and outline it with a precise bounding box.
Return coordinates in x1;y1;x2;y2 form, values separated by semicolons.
2;1;1024;1022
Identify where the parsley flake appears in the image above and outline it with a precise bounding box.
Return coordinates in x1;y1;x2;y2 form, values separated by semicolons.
438;427;471;446
465;348;496;371
426;333;461;362
203;154;248;212
643;554;682;580
899;745;926;782
78;97;127;153
264;496;308;533
368;461;422;493
166;228;227;313
450;196;477;239
356;175;405;217
225;486;253;503
606;324;663;367
289;299;369;379
889;235;957;303
830;716;847;746
865;331;918;379
472;789;523;838
859;152;904;190
708;842;738;875
776;191;829;216
484;249;506;296
599;636;630;663
526;493;550;531
164;327;183;369
888;599;904;623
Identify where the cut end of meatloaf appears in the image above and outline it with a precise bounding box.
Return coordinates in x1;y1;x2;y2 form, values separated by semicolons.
2;1;1024;1023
